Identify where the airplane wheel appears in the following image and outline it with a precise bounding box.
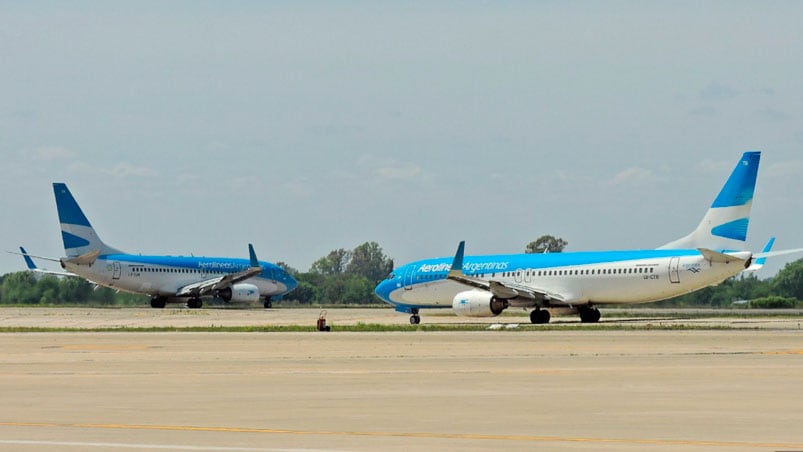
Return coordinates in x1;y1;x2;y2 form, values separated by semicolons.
530;309;550;324
579;307;601;323
410;315;421;325
150;297;166;309
188;299;202;309
264;299;272;309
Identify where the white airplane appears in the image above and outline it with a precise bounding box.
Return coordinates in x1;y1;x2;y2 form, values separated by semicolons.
22;183;298;309
375;151;802;324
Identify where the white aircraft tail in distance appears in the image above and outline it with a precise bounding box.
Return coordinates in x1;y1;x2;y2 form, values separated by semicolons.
374;151;803;324
47;183;297;309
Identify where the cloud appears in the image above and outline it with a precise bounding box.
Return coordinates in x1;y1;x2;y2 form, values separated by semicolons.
764;160;803;178
695;158;731;174
376;164;422;181
689;106;717;117
757;107;790;121
355;154;425;182
699;82;739;102
33;145;72;161
280;179;315;198
612;167;654;186
69;161;158;178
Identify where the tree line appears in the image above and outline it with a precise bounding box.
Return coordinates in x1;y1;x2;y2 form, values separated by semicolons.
0;237;801;308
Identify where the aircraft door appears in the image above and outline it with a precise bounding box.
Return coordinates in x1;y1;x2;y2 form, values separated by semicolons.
669;257;680;284
403;266;415;290
112;261;121;280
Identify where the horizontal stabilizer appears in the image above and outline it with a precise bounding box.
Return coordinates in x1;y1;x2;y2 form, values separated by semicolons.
6;249;63;263
753;248;803;259
697;248;746;264
65;249;100;265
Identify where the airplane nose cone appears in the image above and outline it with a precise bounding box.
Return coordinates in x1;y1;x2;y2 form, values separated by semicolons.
374;279;393;304
286;275;299;292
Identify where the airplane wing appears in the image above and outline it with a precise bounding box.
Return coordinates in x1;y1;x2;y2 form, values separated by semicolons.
175;244;263;297
11;247;77;277
445;241;567;306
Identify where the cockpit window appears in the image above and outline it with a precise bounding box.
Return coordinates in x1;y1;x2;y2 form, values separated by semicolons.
386;273;395;280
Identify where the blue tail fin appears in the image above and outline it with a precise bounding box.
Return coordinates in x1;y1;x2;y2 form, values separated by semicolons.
19;246;37;270
660;151;761;250
53;183;121;258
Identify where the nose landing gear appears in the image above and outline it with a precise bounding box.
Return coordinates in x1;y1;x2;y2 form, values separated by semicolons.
409;308;421;325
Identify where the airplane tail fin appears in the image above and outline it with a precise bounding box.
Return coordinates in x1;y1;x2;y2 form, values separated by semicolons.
53;183;122;258
659;151;760;251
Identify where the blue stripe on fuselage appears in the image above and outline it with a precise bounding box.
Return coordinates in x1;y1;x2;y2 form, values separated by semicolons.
99;254;287;281
408;249;701;274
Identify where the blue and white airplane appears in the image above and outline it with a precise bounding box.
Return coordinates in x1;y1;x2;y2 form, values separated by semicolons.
375;151;801;324
27;183;298;309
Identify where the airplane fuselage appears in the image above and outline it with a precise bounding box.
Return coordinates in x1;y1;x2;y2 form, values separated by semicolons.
375;249;751;312
62;254;294;301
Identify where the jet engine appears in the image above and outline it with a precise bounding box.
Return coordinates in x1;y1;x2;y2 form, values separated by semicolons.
217;283;260;303
452;290;508;317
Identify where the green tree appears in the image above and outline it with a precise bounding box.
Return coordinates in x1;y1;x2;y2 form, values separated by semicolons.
525;235;568;254
1;271;41;304
275;262;299;276
771;259;803;300
346;241;394;284
750;296;798;309
287;272;323;304
341;275;375;304
310;249;351;276
59;277;93;303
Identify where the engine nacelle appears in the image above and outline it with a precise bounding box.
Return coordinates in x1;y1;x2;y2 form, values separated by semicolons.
218;283;260;303
452;290;508;317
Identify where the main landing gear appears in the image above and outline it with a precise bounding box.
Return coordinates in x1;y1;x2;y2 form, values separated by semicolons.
529;308;551;324
264;297;273;309
150;297;167;309
187;298;202;309
409;308;421;325
578;306;601;323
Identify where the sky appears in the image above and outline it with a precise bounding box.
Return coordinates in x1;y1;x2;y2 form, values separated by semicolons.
1;1;802;278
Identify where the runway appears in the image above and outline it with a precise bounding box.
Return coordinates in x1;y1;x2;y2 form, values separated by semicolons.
1;328;802;451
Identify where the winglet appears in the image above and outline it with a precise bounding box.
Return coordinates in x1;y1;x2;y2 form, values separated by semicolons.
744;237;774;271
447;241;466;277
19;246;37;270
248;243;259;268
